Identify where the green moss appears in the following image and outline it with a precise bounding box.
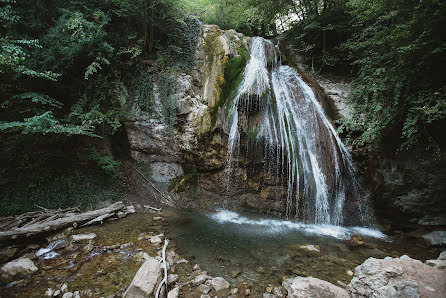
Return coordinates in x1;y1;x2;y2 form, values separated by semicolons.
169;169;202;193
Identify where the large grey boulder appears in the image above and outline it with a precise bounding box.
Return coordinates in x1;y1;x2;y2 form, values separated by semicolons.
348;255;446;298
282;276;349;297
1;257;38;282
422;231;446;246
124;256;161;297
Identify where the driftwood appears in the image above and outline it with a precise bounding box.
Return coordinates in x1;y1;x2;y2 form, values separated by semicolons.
144;205;162;212
0;202;128;242
155;239;169;298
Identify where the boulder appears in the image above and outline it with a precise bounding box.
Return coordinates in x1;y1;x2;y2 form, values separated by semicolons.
151;162;184;183
422;231;446;246
211;277;230;291
348;255;446;297
1;257;38;282
124;256;162;297
283;276;349;297
167;288;180;298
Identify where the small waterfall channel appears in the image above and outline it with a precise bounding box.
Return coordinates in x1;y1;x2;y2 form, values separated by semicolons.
224;37;372;226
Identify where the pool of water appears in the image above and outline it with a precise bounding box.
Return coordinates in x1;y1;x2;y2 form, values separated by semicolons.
167;209;430;292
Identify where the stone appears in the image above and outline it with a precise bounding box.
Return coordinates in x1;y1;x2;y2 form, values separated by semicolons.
418;216;446;226
193;264;201;270
231;288;239;295
70;233;96;242
168;274;178;285
211;277;230;291
45;288;54;297
176;259;188;264
294;244;321;253
200;295;211;298
425;259;446;268
167;288;179;298
244;288;251;296
438;251;446;260
422;231;446;246
266;286;273;293
230;269;241;278
53;290;61;296
192;274;212;286
60;284;68;292
123;256;162;297
62;292;73;298
150;235;162;244
347;270;353;276
1;257;38;282
283;276;349;297
273;287;283;297
348;255;446;297
198;284;211;294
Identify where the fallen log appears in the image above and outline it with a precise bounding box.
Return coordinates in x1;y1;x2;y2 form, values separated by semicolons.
0;202;126;242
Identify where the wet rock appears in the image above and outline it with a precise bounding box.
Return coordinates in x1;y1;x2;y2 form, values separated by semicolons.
348;255;446;297
192;274;212;286
438;251;446;260
422;231;446;246
71;233;96;242
283;276;349;297
1;257;38;282
418;216;446;226
123;256;161;297
230;269;241;278
211;277;230;291
198;284;211;294
292;244;321;253
167;288;179;298
349;235;365;246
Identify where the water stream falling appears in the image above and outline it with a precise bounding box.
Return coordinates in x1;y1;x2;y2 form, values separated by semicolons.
224;37;373;226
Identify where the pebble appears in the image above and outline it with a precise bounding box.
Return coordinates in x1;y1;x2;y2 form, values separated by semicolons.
231;288;239;294
193;264;200;270
53;290;61;296
62;293;73;298
244;288;251;296
45;288;53;297
60;283;68;293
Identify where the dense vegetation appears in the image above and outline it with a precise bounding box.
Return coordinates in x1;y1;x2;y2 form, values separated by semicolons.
1;0;444;214
0;0;199;214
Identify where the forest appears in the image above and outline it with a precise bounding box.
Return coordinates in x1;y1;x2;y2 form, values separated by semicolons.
0;0;445;214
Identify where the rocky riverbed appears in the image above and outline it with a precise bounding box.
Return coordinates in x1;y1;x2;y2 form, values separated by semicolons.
1;208;445;297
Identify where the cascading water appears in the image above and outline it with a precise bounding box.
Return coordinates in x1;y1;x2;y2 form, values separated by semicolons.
224;37;373;226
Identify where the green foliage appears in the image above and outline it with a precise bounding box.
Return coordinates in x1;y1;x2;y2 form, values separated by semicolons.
88;148;122;179
158;71;178;137
341;0;446;155
136;69;154;112
169;169;202;193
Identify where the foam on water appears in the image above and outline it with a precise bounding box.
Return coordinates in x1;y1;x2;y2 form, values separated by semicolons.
209;209;388;241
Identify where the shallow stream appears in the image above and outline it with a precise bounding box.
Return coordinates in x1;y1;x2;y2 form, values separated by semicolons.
167;208;435;292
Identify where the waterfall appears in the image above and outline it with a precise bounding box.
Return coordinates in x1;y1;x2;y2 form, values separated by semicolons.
224;37;373;226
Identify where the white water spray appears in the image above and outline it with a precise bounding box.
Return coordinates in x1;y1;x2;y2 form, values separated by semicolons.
224;37;373;226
